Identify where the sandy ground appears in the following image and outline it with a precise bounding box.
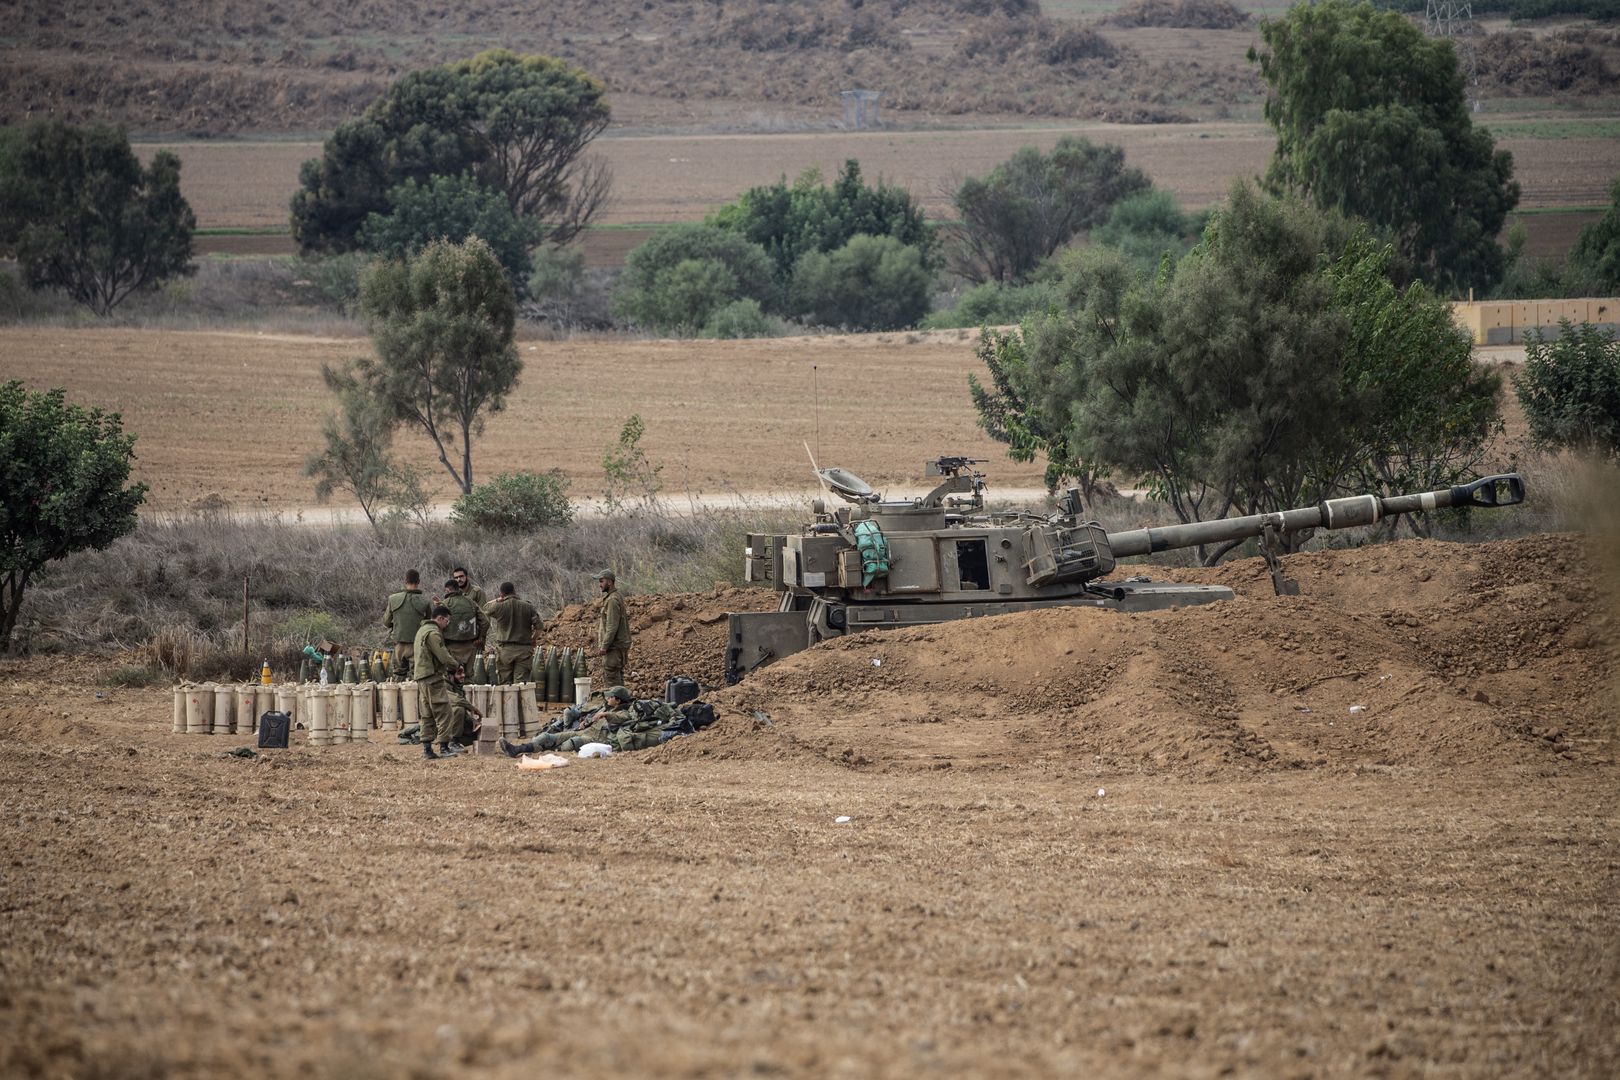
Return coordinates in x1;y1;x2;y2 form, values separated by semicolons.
2;533;1616;1077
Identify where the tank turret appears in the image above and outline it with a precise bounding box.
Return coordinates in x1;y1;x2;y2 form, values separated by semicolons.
724;458;1524;682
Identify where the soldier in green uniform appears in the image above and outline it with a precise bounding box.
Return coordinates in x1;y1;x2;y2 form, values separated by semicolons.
498;687;662;754
445;665;483;747
439;577;487;668
397;664;483;747
412;605;464;760
452;566;487;653
483;581;540;684
587;569;631;691
383;569;431;678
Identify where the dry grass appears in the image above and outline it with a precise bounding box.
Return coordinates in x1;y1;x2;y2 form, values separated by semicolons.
16;506;799;676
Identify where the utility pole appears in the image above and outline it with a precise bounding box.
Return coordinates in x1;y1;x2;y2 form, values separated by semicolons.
1426;0;1482;111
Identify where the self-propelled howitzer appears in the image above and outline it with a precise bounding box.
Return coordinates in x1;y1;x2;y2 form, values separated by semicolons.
723;458;1524;682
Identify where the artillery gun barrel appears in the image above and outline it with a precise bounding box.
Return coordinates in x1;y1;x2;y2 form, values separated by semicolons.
1107;475;1524;558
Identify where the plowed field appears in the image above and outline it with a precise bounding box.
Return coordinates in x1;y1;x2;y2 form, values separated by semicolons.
2;533;1616;1077
0;325;1051;510
149;124;1620;234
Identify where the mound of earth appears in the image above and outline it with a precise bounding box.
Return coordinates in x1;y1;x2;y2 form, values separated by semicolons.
538;585;780;692
655;534;1612;776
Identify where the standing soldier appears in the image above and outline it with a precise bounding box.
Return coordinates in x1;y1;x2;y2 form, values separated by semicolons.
587;569;631;691
383;569;431;678
412;605;464;760
484;581;540;684
440;577;487;668
452;566;487;653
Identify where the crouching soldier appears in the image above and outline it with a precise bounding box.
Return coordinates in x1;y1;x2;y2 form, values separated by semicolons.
397;664;483;748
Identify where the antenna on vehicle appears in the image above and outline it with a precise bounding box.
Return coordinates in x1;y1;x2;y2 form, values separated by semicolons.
812;363;820;462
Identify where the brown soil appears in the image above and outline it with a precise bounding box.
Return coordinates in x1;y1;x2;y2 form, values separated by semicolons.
0;325;1057;510
2;534;1616;1077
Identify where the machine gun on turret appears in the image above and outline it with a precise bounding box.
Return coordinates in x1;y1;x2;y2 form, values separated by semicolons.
724;462;1524;683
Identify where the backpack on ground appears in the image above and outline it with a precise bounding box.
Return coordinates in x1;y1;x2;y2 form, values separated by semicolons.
659;699;718;738
257;711;291;749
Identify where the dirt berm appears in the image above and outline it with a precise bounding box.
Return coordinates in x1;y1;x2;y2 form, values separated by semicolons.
583;534;1613;776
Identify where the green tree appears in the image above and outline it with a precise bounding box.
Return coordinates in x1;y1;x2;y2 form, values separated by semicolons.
360;173;542;290
947;136;1150;284
354;237;520;494
973;184;1499;563
968;319;1106;497
614;223;777;334
787;234;934;331
291;50;610;254
0;120;194;316
602;414;665;514
304;364;425;533
1571;176;1620;291
1326;232;1502;526
712;160;936;283
0;381;147;650
1514;321;1620;458
1250;0;1519;294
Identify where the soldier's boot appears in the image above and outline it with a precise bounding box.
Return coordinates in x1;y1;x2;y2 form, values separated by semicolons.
498;736;533;758
423;742;440;760
438;742;465;757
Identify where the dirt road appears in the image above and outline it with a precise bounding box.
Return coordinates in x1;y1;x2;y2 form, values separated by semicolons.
2;533;1616;1077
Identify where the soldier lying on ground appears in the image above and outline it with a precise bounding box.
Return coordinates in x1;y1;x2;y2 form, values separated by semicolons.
498;686;677;755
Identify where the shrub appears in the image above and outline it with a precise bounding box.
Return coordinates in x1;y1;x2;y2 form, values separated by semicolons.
450;470;574;532
527;242;587;324
1514;321;1620;457
701;297;780;338
923;279;1061;329
296;252;370;311
711;160;936;283
1091;188;1201;272
280;609;344;645
615;224;777;334
788;234;933;331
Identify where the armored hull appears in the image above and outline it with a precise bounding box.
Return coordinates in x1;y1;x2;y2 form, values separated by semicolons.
724;458;1523;682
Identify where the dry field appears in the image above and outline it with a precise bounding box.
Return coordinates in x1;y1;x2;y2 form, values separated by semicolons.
0;325;1050;511
2;531;1616;1077
149;122;1620;239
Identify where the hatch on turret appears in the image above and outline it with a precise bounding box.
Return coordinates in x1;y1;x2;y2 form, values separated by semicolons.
818;467;879;504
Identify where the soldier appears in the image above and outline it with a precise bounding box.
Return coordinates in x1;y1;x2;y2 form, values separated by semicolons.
451;566;487;609
445;664;484;747
412;605;465;760
395;664;483;747
452;566;487;652
484;581;540;684
383;569;431;678
586;569;631;691
439;577;487;668
498;686;661;755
